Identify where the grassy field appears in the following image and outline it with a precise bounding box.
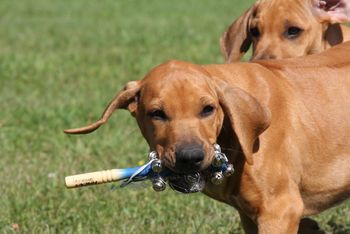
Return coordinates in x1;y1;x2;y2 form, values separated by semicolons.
0;0;349;233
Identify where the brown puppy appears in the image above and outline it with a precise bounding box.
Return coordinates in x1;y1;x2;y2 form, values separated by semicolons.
65;42;350;233
221;0;350;62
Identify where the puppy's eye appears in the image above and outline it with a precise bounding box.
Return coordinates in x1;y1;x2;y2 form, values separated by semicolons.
285;26;303;39
250;27;260;38
200;105;215;118
148;109;168;121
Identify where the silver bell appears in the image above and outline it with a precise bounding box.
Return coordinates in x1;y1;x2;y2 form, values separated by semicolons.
152;177;166;192
151;159;162;173
213;144;221;152
212;153;227;167
223;164;234;177
149;151;158;160
211;172;224;185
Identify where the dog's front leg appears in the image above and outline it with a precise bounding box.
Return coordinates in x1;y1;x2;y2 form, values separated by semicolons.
256;192;304;234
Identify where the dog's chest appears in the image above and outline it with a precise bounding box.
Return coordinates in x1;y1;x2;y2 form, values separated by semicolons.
300;156;350;215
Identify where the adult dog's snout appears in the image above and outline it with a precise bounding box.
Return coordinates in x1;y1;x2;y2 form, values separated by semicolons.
174;144;205;173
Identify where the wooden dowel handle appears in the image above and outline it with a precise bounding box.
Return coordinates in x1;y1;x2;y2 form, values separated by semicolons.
65;169;121;188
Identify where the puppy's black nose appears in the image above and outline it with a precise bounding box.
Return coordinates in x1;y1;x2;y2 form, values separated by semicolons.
174;144;204;173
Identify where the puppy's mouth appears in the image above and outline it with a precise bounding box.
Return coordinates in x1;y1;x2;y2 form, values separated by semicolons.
149;144;232;194
167;172;206;193
165;151;212;194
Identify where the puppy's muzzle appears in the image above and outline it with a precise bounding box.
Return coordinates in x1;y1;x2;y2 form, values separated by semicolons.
174;144;204;173
148;144;233;193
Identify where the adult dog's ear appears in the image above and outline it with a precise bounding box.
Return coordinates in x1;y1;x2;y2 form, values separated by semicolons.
312;0;350;46
220;6;255;63
216;84;270;165
312;0;350;23
64;80;141;134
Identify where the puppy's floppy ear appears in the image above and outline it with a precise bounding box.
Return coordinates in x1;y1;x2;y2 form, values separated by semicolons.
216;83;270;165
312;0;350;23
64;80;141;134
220;6;255;63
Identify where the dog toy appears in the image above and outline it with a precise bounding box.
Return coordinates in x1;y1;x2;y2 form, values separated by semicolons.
65;144;234;193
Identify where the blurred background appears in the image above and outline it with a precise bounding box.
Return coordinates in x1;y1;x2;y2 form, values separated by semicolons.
0;0;349;233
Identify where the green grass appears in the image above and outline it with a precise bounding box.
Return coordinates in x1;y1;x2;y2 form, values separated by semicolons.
0;0;349;233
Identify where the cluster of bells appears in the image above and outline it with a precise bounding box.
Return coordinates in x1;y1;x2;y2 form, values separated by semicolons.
149;144;234;192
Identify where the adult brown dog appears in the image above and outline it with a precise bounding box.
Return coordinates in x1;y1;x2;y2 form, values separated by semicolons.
221;0;350;62
65;42;350;233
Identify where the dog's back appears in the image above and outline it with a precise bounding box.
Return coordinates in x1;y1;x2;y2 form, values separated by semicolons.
257;43;350;213
255;41;350;136
206;42;350;214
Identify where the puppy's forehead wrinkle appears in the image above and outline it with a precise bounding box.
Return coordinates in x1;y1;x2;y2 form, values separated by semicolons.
144;68;213;94
255;0;313;23
140;61;219;112
145;60;209;81
199;96;216;105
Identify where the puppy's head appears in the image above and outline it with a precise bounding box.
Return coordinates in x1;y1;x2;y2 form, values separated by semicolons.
65;61;270;177
221;0;349;62
129;61;225;174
